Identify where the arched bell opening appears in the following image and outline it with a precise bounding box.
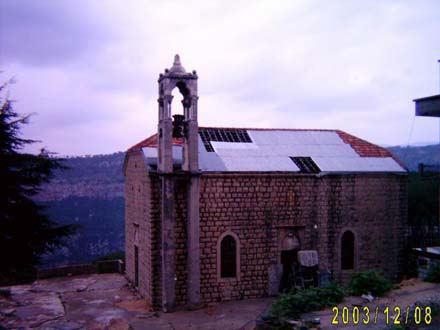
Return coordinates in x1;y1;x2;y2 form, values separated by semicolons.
170;81;192;138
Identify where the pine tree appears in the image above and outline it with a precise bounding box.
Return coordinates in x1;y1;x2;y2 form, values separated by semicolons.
0;82;75;284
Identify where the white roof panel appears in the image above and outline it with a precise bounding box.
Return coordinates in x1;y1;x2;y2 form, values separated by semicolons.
143;146;182;160
199;151;228;171
141;129;406;173
220;156;300;172
211;144;358;158
211;141;259;151
314;157;406;173
248;130;345;146
143;146;182;166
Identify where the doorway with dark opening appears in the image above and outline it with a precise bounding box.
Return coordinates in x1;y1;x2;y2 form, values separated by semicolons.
279;249;299;292
279;231;300;293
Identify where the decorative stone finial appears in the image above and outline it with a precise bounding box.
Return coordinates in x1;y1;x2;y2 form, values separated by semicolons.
169;54;186;73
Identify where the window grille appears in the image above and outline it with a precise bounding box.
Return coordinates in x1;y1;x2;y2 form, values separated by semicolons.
290;157;320;173
199;128;252;152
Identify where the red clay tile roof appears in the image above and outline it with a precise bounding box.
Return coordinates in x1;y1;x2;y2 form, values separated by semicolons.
128;134;183;151
128;127;405;169
336;130;392;157
335;130;407;169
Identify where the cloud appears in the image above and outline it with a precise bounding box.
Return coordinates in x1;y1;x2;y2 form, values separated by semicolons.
1;0;439;155
0;0;112;66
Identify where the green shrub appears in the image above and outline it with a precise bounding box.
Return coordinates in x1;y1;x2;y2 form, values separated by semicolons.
317;282;345;305
269;283;345;320
348;270;392;297
425;262;440;283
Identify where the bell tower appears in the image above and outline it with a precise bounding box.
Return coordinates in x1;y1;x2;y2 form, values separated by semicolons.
157;55;200;311
158;54;199;172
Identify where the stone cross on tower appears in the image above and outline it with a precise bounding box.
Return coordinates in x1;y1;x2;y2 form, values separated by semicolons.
157;55;200;311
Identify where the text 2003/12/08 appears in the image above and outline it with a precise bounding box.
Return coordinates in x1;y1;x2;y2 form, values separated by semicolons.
331;306;432;326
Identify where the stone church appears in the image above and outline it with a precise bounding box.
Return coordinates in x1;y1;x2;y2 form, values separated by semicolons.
124;55;408;311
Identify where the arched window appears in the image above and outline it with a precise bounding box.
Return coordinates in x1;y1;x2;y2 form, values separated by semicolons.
221;235;237;278
217;232;240;281
341;230;355;270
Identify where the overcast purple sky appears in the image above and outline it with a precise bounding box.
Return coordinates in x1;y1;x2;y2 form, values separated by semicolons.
1;0;439;155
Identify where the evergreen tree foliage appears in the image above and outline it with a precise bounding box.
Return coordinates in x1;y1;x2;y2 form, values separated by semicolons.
0;82;75;284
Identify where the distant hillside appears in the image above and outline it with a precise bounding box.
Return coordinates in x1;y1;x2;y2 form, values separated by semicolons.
387;144;440;171
37;152;126;267
38;144;439;267
36;152;125;202
41;196;124;266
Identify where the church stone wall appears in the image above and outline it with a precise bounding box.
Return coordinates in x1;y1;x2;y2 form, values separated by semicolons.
196;173;407;303
124;151;154;304
127;167;407;307
322;175;408;284
198;174;316;303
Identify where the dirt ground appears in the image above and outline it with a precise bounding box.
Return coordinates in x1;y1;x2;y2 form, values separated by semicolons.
1;274;439;330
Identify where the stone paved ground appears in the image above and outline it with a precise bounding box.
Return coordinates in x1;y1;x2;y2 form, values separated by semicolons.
2;274;440;330
0;274;272;330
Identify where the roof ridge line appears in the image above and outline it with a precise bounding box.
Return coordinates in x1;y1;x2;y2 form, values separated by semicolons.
199;126;338;132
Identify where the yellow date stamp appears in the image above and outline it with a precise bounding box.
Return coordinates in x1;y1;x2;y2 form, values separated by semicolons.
331;306;432;326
